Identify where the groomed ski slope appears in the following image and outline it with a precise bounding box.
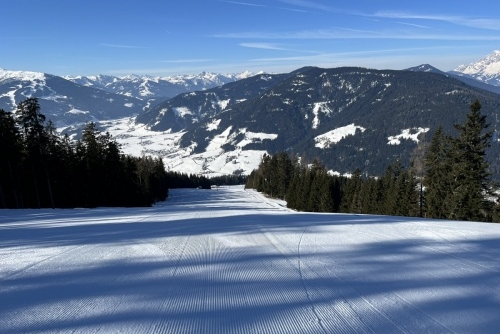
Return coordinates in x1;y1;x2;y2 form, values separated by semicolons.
1;186;500;333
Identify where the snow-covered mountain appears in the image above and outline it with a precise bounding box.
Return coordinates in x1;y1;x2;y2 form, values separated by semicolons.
0;68;254;126
64;71;256;101
407;64;500;94
0;68;147;126
453;50;500;86
5;61;500;178
123;66;500;178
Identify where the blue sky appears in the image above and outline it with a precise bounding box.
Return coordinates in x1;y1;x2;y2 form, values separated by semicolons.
2;0;500;76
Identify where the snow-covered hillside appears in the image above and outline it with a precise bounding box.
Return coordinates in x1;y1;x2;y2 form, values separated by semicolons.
84;117;271;176
1;186;500;333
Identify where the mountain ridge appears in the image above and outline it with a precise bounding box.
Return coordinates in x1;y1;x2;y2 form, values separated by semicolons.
3;55;500;178
0;68;255;126
0;69;147;125
63;70;257;101
130;65;500;177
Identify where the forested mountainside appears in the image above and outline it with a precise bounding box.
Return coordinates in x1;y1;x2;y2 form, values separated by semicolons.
140;66;500;176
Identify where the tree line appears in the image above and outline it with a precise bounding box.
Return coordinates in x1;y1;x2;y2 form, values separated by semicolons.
166;172;246;189
246;100;500;222
0;98;169;208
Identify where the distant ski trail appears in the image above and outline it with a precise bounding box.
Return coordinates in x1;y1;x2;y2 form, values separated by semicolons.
1;186;500;333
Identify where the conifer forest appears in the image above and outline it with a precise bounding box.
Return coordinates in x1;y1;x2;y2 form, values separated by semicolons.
0;98;169;208
2;98;500;222
246;100;500;222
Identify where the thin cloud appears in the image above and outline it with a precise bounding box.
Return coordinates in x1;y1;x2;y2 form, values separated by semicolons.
395;22;430;29
161;59;214;63
249;47;442;63
240;43;288;50
215;27;500;41
100;43;149;49
373;11;500;31
277;0;335;12
240;42;318;54
218;0;266;7
221;0;307;13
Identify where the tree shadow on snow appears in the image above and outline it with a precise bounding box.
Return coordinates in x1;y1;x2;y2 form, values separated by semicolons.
1;187;500;333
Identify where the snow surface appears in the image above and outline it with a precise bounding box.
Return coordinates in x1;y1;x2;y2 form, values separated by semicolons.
456;50;500;76
387;127;429;145
95;117;270;177
173;107;192;118
0;68;46;82
454;50;500;85
311;102;334;129
66;108;89;115
315;124;365;148
1;186;500;333
206;118;221;131
235;129;278;148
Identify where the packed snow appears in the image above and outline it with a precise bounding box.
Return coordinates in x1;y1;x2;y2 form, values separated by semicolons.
2;186;499;333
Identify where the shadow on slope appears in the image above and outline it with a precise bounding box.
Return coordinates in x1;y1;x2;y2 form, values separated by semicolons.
1;187;500;333
1;238;500;333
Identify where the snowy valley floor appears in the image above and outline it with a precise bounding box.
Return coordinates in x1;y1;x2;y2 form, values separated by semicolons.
1;186;500;333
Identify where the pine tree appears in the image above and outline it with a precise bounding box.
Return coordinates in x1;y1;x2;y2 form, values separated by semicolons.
15;98;54;208
275;152;293;199
0;109;23;208
423;126;453;219
285;166;301;209
448;100;493;221
359;177;380;214
317;171;336;212
380;160;403;215
340;168;362;213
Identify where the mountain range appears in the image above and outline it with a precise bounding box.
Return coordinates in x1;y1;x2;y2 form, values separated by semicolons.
0;69;146;126
64;71;255;102
0;69;253;126
2;50;500;177
134;65;500;177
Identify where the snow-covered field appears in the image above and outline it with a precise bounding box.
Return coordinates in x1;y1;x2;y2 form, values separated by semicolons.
94;117;267;177
1;186;500;333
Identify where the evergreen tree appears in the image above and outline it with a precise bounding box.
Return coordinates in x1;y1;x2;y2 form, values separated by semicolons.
285;166;301;209
340;168;362;213
317;170;336;212
359;177;380;214
3;99;170;208
379;160;403;215
0;109;23;208
448;100;493;221
15;98;54;208
423;126;453;219
275;152;294;199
